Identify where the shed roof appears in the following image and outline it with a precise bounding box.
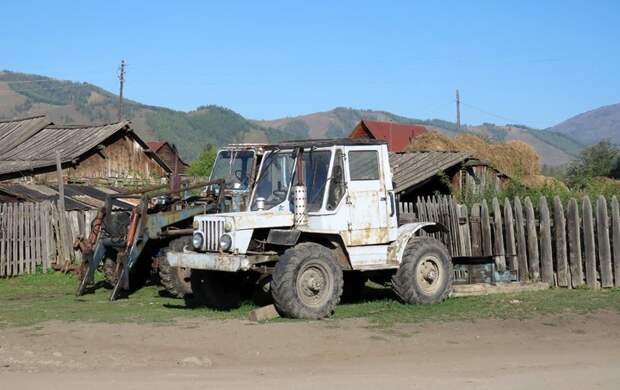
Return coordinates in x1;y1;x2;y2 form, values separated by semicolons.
389;151;472;193
0;115;51;155
0;183;133;210
146;141;166;152
350;120;427;152
0;118;171;177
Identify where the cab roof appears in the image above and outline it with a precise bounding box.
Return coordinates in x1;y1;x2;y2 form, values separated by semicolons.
264;138;387;150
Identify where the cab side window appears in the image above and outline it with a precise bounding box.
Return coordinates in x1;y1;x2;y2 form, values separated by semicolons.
326;149;346;210
348;150;379;180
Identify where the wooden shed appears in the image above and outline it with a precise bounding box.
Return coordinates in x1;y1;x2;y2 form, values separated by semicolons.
0;116;171;186
389;151;509;202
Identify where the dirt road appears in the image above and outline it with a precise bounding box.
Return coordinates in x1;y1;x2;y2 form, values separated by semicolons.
1;312;619;389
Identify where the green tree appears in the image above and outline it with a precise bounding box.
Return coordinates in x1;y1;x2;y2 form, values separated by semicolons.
187;144;217;177
566;140;620;187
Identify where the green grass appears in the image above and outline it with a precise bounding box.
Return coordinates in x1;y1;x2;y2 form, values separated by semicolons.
1;272;619;328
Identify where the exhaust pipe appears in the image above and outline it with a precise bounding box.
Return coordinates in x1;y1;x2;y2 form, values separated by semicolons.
293;185;307;226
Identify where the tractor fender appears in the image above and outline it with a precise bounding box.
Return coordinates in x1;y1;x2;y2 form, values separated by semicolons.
388;222;447;264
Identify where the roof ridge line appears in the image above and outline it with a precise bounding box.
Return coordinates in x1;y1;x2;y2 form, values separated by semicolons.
0;114;48;124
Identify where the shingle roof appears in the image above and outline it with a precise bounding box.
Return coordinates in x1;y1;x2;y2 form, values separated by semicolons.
0;115;52;155
389;151;471;193
0;182;133;210
0;117;170;175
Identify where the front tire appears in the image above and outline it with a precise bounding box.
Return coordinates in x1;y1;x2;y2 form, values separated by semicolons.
271;242;343;319
392;237;453;304
159;237;192;298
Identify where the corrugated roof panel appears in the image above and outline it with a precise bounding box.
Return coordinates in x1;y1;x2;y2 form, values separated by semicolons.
389;151;471;193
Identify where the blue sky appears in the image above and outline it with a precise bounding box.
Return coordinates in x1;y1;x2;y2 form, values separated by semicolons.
2;0;619;128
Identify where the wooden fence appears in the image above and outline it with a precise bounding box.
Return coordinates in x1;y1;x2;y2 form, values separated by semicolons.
0;201;98;277
400;195;620;288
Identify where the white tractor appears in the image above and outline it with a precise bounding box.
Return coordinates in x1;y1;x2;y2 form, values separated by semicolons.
167;139;453;319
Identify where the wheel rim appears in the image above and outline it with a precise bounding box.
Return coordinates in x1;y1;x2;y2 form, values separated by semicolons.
296;261;333;308
415;255;443;294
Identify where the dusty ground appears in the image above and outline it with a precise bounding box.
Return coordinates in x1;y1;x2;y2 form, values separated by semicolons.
1;312;619;390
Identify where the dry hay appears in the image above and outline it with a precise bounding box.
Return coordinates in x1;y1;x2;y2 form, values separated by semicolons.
407;131;541;178
405;132;457;151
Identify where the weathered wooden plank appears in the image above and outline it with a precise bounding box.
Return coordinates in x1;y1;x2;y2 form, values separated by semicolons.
538;196;554;285
69;211;81;261
446;197;456;255
457;204;472;256
18;203;25;275
42;202;51;272
449;198;462;257
553;196;569;287
524;197;540;281
13;203;19;276
503;198;517;273
34;202;42;266
481;200;493;257
25;203;31;273
470;203;482;257
29;203;35;268
582;196;597;288
0;203;6;277
612;196;620;287
567;198;584;287
9;203;15;276
514;197;528;281
596;196;613;288
492;198;506;271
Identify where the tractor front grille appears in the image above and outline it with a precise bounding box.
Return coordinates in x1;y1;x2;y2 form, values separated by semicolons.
200;219;225;251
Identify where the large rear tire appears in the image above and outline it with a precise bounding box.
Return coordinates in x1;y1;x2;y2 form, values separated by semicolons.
392;237;453;304
271;242;343;319
158;237;192;298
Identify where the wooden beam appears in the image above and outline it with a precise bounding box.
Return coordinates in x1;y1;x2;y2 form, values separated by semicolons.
553;196;569;287
582;196;597;288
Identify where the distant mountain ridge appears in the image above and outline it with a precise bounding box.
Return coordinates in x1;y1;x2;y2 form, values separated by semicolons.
0;71;290;160
0;70;584;165
548;102;620;145
257;108;584;166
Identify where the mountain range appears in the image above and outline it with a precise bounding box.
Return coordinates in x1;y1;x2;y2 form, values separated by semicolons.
1;70;613;166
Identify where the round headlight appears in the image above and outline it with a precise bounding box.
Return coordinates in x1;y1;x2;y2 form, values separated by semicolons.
192;232;204;250
219;234;232;251
224;220;233;232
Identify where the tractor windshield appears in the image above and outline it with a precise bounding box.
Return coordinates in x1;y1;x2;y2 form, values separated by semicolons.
210;150;255;190
252;150;295;210
300;150;332;212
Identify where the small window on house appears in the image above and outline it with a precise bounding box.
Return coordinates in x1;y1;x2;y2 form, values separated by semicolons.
348;150;379;180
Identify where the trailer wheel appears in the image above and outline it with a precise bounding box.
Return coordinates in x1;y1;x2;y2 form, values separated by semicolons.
392;237;453;304
158;237;192;298
271;242;343;319
190;270;242;310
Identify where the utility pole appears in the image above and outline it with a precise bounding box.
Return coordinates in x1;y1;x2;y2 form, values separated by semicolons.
118;60;126;122
456;89;461;131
